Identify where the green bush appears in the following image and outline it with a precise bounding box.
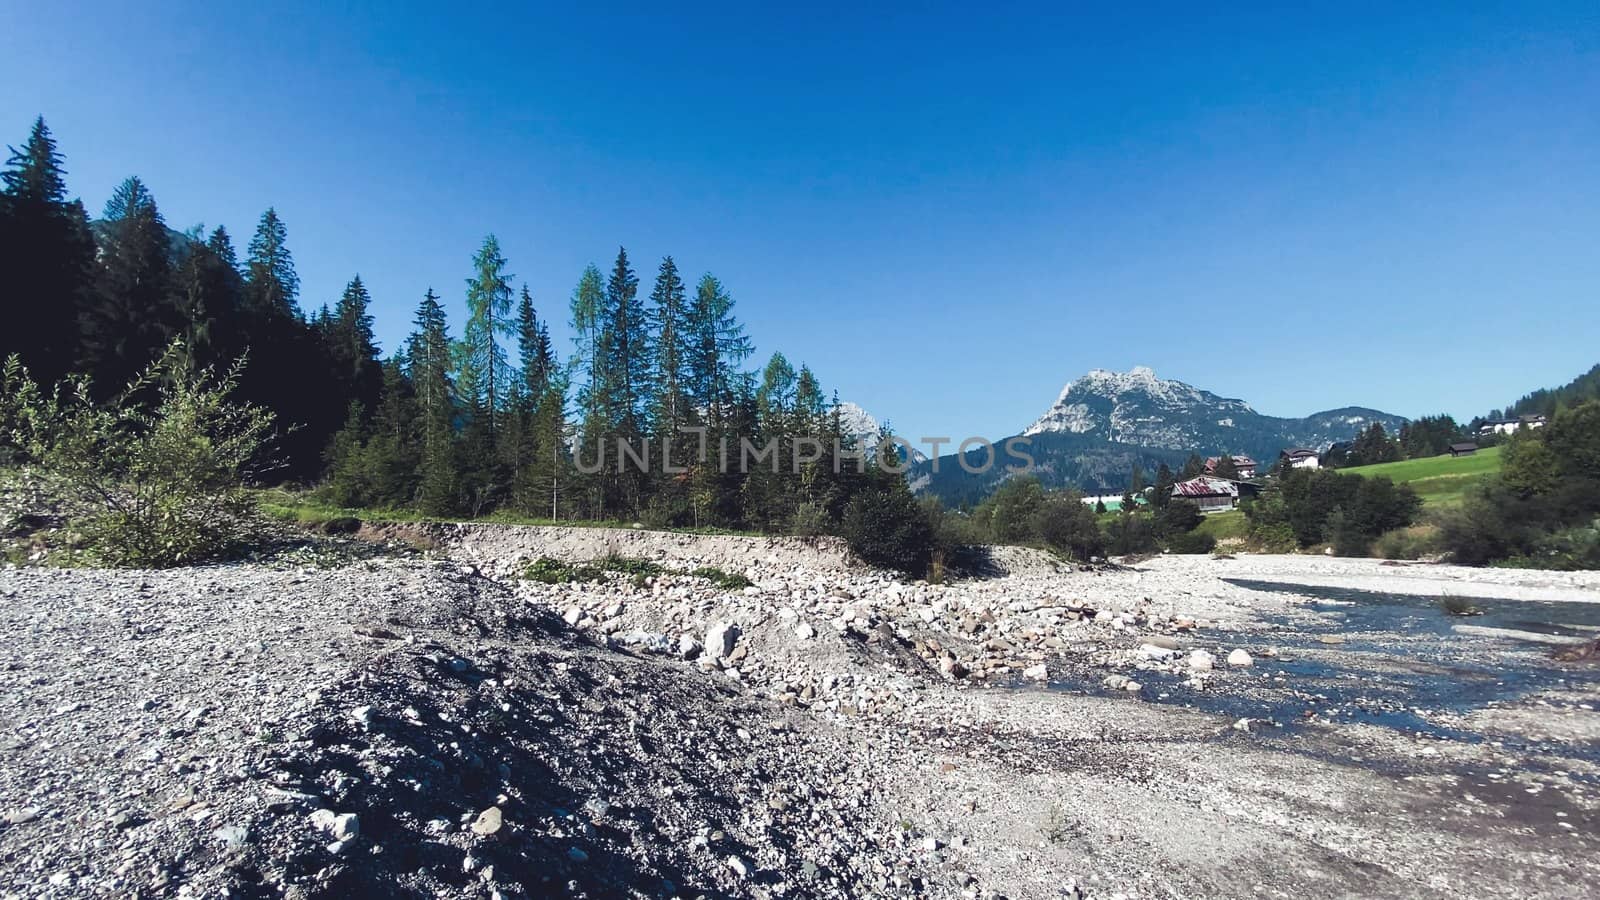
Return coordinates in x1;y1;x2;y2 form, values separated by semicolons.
1032;494;1105;561
841;484;934;575
1165;530;1217;555
1372;525;1439;561
1105;511;1158;556
1;348;275;567
1249;521;1298;553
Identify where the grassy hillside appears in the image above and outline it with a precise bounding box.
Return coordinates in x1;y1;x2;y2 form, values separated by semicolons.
1338;445;1502;506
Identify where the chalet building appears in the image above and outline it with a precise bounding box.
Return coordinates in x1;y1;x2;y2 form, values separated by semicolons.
1448;442;1479;458
1171;476;1240;513
1203;455;1258;479
1278;448;1320;470
1477;414;1547;437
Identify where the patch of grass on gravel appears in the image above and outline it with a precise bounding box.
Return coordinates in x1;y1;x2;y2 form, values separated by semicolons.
521;555;753;591
686;566;755;590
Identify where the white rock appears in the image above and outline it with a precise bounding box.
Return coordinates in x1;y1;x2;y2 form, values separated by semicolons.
1138;644;1175;661
1022;664;1049;681
726;855;750;878
1227;649;1253;667
795;622;816;640
562;606;583;626
310;810;360;842
1123;680;1142;692
1188;650;1215;672
706;622;740;660
677;634;701;659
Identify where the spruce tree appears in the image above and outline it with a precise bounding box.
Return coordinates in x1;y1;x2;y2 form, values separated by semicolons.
83;176;175;390
409;289;457;515
243;208;299;317
363;356;420;507
327;275;381;405
458;235;515;437
686;273;752;421
649;255;689;431
602;247;648;431
0;117;95;383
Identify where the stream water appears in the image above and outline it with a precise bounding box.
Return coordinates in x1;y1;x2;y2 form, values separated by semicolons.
1059;578;1600;758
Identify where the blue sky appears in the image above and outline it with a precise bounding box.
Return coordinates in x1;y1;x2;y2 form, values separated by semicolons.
4;2;1597;440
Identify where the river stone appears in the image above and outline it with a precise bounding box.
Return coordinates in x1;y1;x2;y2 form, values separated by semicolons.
1188;650;1215;672
1227;649;1254;667
1146;635;1181;650
706;622;740;659
471;806;504;837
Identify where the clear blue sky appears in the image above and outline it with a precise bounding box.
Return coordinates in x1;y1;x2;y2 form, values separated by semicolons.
4;2;1597;440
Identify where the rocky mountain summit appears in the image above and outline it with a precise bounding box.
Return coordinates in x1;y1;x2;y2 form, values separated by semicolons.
1024;366;1402;453
914;367;1404;501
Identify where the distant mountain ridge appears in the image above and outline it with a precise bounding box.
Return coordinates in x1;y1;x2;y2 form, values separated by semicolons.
911;366;1406;504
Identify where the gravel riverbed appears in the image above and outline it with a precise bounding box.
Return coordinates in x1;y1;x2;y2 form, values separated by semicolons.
2;528;1598;899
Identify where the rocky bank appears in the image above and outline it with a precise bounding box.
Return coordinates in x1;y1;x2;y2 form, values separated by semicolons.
2;527;1598;898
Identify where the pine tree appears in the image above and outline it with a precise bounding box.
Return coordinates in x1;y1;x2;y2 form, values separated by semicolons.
323;400;371;507
409;289;457;515
568;264;606;427
457;235;515;437
243;208;299;317
207;226;238;270
363;356;420;507
0;117;95;383
326;275;381;405
649;255;689;431
602;246;649;431
1151;462;1175;509
686;273;752;421
517;285;554;401
83;176;175;390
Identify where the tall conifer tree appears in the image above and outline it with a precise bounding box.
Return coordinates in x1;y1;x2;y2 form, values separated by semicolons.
0;117;95;382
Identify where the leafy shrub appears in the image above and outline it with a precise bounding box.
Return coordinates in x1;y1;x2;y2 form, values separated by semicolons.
1165;530;1217;555
787;501;831;537
1032;494;1105;561
1154;499;1203;537
1249;521;1298;553
1105;511;1158;556
1;348;275;567
1372;524;1439;561
841;485;934;575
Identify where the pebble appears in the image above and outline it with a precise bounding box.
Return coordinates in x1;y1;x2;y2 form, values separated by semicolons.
1227;649;1254;667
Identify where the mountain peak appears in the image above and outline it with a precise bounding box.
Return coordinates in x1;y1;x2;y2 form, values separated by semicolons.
1030;367;1249;438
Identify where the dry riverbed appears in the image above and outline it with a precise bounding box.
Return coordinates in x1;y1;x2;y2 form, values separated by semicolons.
1;527;1597;899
